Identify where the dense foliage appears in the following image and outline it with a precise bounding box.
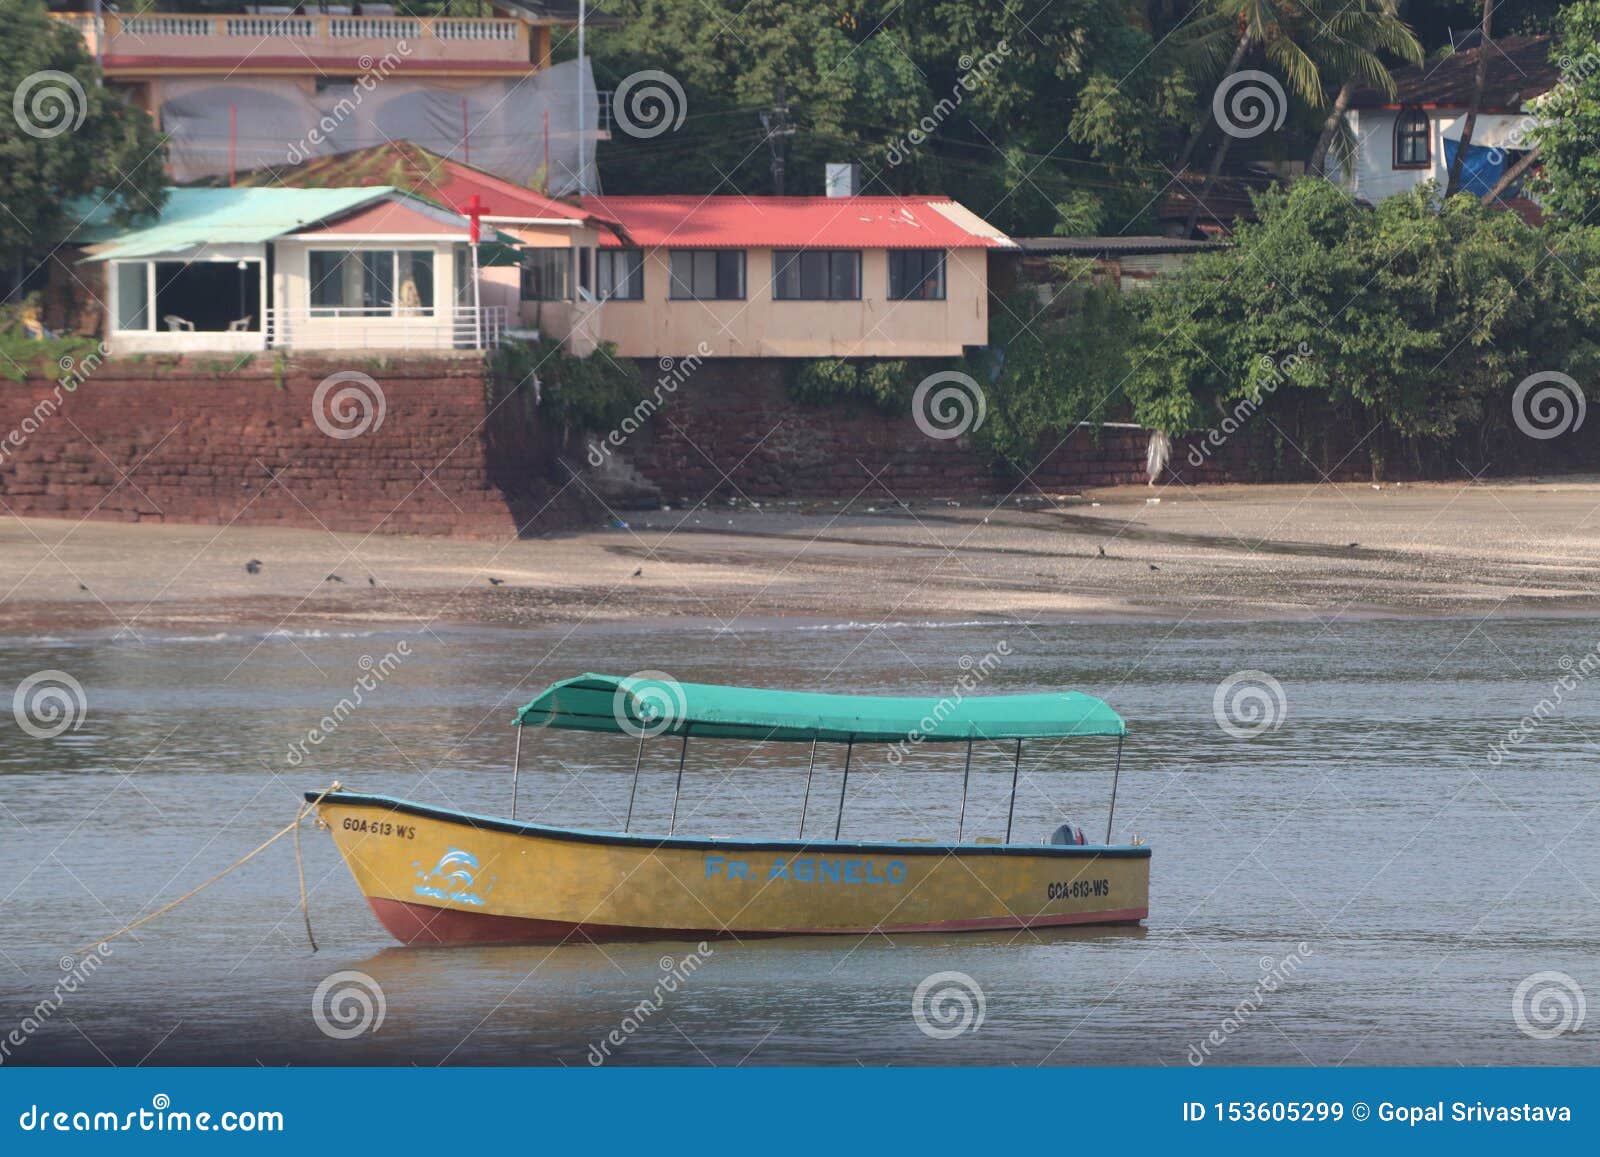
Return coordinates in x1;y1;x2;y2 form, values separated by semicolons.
0;1;167;268
968;279;1139;466
588;0;1198;235
489;337;646;432
1528;1;1600;222
1127;181;1600;474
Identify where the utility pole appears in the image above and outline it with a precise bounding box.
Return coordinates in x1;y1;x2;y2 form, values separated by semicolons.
576;0;588;194
760;85;794;194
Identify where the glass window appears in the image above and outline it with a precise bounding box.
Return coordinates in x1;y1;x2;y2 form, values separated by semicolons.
598;250;644;300
454;243;472;306
521;249;571;301
888;250;946;300
397;250;433;312
578;247;593;297
115;262;149;330
668;250;745;300
308;249;434;314
1395;108;1429;167
772;250;861;300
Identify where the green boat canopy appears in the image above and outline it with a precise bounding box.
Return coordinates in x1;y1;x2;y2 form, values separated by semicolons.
514;672;1125;743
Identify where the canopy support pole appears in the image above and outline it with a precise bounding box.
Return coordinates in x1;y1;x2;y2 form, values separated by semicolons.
798;737;818;839
1106;735;1124;844
624;732;646;833
957;735;973;842
1004;740;1022;844
668;731;689;835
833;738;853;840
510;725;523;821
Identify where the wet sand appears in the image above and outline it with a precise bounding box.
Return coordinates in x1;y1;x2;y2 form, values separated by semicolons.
3;477;1600;633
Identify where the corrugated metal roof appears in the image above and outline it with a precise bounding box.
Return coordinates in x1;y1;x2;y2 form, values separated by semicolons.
581;195;1016;250
87;187;399;261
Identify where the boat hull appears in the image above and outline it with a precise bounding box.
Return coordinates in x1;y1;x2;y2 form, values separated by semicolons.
313;792;1151;946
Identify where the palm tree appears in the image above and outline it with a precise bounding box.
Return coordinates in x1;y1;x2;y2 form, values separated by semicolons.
1308;2;1425;178
1445;1;1496;195
1175;1;1421;232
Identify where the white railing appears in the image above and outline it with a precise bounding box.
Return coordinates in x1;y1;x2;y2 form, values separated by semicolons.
433;20;519;41
224;17;318;38
85;14;523;45
122;16;213;38
265;306;506;351
327;17;420;40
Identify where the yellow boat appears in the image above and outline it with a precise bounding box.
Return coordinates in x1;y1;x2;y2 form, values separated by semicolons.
310;673;1150;944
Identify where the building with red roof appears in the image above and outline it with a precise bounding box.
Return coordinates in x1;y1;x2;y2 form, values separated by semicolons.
554;195;1016;358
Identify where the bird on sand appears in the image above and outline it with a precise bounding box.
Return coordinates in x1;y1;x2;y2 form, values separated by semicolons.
1148;563;1160;571
325;573;345;584
488;577;505;586
244;559;262;575
368;576;377;587
631;567;643;578
1096;546;1106;558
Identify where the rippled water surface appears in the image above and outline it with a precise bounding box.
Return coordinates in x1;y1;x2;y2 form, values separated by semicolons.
2;616;1596;1066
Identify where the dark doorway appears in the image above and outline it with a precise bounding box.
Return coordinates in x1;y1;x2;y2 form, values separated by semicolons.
153;261;261;332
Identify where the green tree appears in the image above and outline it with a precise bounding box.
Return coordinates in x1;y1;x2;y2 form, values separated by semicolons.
1178;0;1419;231
589;1;1192;235
1129;179;1600;477
1526;2;1600;224
1307;1;1424;176
0;0;167;269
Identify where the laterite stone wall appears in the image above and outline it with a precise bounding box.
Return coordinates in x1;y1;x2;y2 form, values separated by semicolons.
0;356;581;537
619;359;1228;500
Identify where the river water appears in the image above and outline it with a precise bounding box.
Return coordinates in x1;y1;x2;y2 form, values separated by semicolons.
2;615;1596;1066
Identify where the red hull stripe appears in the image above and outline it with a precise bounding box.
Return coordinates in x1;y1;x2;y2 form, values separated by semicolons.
366;896;1147;946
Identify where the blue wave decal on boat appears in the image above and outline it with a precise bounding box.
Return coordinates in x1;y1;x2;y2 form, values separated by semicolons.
413;847;495;906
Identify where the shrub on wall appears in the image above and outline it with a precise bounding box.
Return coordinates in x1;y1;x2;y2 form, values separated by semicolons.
0;297;104;383
488;337;644;433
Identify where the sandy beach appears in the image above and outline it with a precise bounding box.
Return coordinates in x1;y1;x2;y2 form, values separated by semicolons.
3;477;1599;634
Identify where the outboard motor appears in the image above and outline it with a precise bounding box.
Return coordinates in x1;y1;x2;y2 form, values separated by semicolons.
1049;822;1088;846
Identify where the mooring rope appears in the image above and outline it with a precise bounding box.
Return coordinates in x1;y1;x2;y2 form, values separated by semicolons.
78;782;341;955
